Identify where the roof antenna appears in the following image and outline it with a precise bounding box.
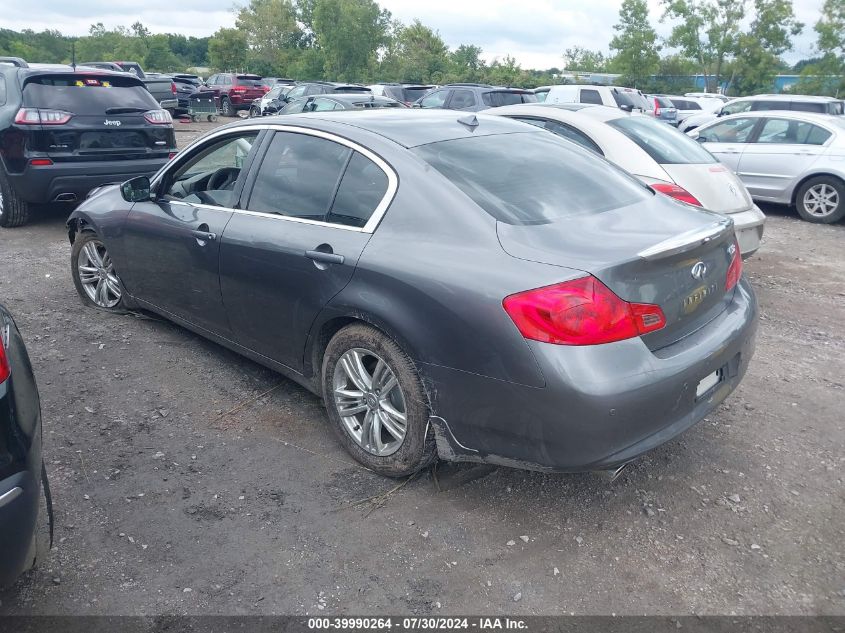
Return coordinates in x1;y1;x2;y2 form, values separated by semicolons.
457;114;479;129
71;40;76;70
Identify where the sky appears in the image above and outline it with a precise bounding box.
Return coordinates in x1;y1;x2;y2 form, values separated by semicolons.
7;0;826;68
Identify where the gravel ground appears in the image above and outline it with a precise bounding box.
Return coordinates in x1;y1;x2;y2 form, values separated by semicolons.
0;118;843;616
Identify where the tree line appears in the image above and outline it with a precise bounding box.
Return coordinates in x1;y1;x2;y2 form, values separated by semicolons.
0;0;842;96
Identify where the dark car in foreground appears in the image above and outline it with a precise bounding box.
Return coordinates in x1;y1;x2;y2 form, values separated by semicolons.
1;303;51;587
66;111;757;478
0;60;177;227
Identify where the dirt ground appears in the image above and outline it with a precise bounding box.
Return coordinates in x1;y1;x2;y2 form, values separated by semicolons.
0;118;843;616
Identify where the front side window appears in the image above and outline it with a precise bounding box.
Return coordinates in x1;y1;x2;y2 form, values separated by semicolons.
420;90;448;108
164;132;259;207
414;131;649;225
246;132;351;220
755;118;832;145
287;85;308;99
722;100;753;115
580;89;603;105
699;117;758;143
608;115;716;164
312;98;338;111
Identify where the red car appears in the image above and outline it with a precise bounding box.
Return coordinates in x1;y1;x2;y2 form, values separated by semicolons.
205;73;269;117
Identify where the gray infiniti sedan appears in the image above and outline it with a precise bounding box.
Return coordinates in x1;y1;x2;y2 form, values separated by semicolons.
67;111;758;478
690;111;845;224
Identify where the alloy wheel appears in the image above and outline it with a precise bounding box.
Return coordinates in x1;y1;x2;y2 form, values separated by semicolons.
333;348;407;457
77;240;122;308
803;183;840;218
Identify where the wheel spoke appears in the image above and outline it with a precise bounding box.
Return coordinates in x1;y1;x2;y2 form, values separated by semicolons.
360;410;376;450
381;400;406;427
378;410;404;441
371;359;387;390
84;242;104;267
340;355;369;392
379;374;398;397
105;276;121;297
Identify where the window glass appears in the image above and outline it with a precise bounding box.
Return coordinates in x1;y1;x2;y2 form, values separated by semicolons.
414;132;649;226
580;89;603;105
828;101;844;115
608;116;716;164
164;132;259;207
313;98;338;111
0;76;6;106
287;85;307;98
420;90;448;108
756;118;832;145
482;91;537;106
247;133;351;220
752;100;792;111
23;74;158;114
327;153;389;228
698;117;757;143
721;100;753;115
449;90;476;110
511;117;602;155
790;101;826;113
534;90;549;102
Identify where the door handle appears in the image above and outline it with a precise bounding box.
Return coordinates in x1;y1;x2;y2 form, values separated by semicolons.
190;229;217;241
305;250;344;265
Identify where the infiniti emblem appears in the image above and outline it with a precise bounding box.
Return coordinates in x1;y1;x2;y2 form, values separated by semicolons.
691;261;708;280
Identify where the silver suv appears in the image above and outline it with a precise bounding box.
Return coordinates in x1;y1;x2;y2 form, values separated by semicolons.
679;94;845;133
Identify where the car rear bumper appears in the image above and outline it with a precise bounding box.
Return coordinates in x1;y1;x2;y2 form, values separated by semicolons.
425;278;758;472
0;469;39;587
9;157;170;204
729;205;766;258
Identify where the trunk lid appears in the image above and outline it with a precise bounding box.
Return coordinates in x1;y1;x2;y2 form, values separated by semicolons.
234;75;267;101
22;73;175;162
661;163;753;214
497;195;737;350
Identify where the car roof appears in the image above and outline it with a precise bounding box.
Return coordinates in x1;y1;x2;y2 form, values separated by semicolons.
317;94;400;105
739;94;841;103
225;109;537;148
2;64;145;83
711;110;844;125
490;103;627;122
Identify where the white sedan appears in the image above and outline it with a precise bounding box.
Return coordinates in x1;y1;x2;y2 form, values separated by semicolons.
489;103;766;257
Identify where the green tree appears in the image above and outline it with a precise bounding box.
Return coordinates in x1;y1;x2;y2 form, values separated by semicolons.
448;44;485;82
485;55;523;86
609;0;660;87
662;0;747;92
731;0;802;95
796;0;845;96
235;0;302;75
144;34;179;71
380;20;449;83
208;27;249;72
562;46;609;73
311;0;391;81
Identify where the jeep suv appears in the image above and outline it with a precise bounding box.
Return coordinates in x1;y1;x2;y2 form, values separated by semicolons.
205;73;268;117
0;58;176;227
415;84;537;111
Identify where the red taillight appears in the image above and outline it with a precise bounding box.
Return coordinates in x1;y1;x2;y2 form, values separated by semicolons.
654;98;661;116
144;109;173;124
725;239;742;291
168;152;177;160
231;86;247;94
30;158;53;166
171;82;177;95
14;108;72;125
0;341;9;384
651;182;701;206
503;276;666;346
262;85;270;93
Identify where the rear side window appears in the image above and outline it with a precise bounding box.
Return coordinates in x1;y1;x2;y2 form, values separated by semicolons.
22;75;158;114
0;76;6;106
755;118;832;145
580;89;603;105
790;102;826;113
608;116;717;164
327;153;389;227
751;100;791;111
674;99;701;110
722;100;753;115
414;132;649;225
828;101;844;115
247;132;351;220
401;87;433;103
481;91;537;107
420;90;448;108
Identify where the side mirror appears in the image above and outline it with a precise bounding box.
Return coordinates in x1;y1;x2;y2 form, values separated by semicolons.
121;176;151;203
619;104;633;113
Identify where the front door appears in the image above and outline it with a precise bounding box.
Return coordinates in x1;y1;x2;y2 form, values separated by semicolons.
121;130;262;335
736;117;831;200
699;116;759;172
220;130;394;370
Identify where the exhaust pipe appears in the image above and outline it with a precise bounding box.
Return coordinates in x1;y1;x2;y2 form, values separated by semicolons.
594;462;630;483
54;193;77;203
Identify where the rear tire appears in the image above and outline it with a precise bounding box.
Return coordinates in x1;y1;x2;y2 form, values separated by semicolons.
795;176;845;224
24;465;51;574
322;324;436;477
221;97;234;117
0;169;32;228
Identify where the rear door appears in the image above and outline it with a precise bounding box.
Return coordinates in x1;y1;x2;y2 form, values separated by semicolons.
121;130;262;335
447;89;477;111
698;116;760;172
219;130;394;370
22;74;174;164
736;117;832;199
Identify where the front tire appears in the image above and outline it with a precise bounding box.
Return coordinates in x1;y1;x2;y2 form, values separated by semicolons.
795;176;845;224
0;169;32;228
322;324;436;477
71;232;126;311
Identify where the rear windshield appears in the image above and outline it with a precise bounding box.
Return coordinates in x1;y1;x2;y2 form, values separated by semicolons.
401;86;434;101
672;99;701;110
482;91;538;107
654;97;674;108
23;75;158;113
334;86;371;93
608;116;717;165
413;132;649;225
236;75;264;86
612;90;644;110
